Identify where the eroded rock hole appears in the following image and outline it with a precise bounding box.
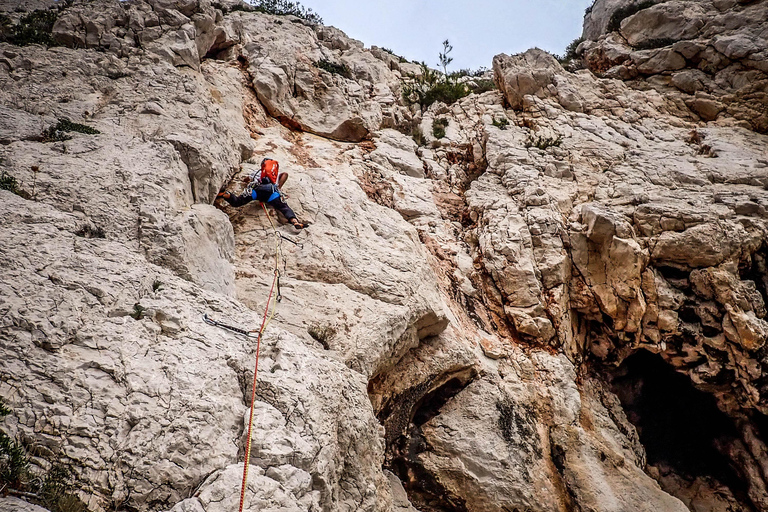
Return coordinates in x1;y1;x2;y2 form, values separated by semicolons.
373;370;476;512
609;350;752;506
412;377;466;426
740;244;768;307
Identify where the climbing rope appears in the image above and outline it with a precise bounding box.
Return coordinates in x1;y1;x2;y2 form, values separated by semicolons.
202;202;284;512
237;202;282;512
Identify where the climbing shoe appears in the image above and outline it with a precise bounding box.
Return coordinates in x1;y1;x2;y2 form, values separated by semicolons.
291;220;309;230
217;191;231;200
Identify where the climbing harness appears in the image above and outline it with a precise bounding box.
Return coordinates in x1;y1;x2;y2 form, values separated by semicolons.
202;202;288;512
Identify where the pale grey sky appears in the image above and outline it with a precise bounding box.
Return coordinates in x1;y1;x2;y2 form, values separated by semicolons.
298;0;594;70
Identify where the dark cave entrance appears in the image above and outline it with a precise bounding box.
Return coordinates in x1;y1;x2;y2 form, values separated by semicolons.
372;369;477;512
608;350;753;506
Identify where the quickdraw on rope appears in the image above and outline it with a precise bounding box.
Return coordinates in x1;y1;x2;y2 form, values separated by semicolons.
202;201;285;512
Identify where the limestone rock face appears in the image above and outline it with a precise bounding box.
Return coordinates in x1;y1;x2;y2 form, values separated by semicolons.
581;0;768;133
44;0;410;142
3;1;768;512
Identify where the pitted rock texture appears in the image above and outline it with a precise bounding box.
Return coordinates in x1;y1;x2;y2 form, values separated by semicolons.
2;1;768;512
581;0;768;132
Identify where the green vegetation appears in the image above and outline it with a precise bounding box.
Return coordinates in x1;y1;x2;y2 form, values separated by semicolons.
0;399;28;489
432;118;448;139
0;398;85;512
633;37;676;50
314;59;352;79
402;40;484;109
42;119;100;142
525;134;563;150
0;171;21;194
469;78;496;94
558;37;584;64
607;0;656;32
492;117;509;130
131;303;146;320
0;9;57;46
152;280;164;292
249;0;323;24
401;63;470;109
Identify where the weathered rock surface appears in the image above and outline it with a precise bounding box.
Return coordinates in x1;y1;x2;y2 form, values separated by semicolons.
581;0;768;132
2;1;768;512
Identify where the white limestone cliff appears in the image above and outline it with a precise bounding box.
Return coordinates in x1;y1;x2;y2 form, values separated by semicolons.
1;1;768;512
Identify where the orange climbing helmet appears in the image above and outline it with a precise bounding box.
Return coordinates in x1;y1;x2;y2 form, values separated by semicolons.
260;158;279;185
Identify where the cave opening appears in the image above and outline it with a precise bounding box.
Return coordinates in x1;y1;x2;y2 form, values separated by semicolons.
375;373;475;512
608;350;752;504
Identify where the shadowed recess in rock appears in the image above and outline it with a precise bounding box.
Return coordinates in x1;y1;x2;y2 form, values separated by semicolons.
609;350;753;507
373;369;477;512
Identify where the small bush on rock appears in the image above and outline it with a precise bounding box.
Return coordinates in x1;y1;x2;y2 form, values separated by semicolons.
607;0;656;32
0;398;86;512
75;225;106;239
525;134;563;150
468;79;496;94
131;303;146;320
0;9;57;46
558;37;584;65
0;171;21;194
432;118;448;139
42;119;100;142
0;399;29;490
248;0;323;24
307;324;336;349
402;63;470;109
492;117;509;130
314;59;352;79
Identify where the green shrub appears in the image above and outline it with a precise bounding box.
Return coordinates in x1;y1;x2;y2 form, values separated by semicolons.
0;9;57;46
607;0;656;32
42;118;100;142
0;399;86;512
0;171;20;194
469;79;496;94
401;63;470;109
314;59;351;79
0;398;30;491
0;399;9;418
558;37;584;64
401;40;473;109
131;303;145;320
249;0;323;24
525;134;563;150
492;117;509;130
152;280;164;292
450;67;490;81
632;37;676;50
432;118;448;139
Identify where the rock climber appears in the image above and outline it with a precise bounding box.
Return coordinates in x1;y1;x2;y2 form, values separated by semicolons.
217;158;308;230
